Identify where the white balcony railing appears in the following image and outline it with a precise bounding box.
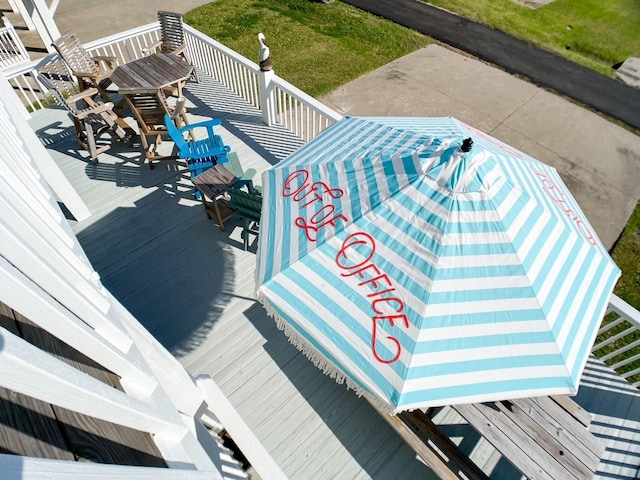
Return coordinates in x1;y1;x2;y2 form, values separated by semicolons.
593;294;640;388
183;24;342;141
0;17;29;70
0;69;227;478
3;22;162;112
2;20;639;389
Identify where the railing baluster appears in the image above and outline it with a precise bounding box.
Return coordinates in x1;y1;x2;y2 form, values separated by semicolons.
594;294;640;387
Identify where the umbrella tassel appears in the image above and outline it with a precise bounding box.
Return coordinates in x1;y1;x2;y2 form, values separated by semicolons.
256;290;402;415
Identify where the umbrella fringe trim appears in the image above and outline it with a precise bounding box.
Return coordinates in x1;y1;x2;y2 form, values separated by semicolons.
256;291;399;415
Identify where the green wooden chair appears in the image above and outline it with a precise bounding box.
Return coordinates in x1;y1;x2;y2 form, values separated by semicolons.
224;151;259;194
227;187;262;251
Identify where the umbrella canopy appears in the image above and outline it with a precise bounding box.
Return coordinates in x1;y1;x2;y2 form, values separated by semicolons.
255;116;620;413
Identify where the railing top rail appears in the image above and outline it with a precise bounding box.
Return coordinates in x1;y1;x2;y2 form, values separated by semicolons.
83;22;159;51
183;24;260;72
609;293;640;327
272;74;343;122
2;53;57;78
3;22;162;80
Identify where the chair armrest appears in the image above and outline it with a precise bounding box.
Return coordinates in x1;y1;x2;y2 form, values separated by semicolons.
142;40;162;56
73;70;98;78
66;88;100;105
170;43;187;55
177;118;222;134
91;55;117;65
75;102;115;119
92;55;116;62
92;56;117;70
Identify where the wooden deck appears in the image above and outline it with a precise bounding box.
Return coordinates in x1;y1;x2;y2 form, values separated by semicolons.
0;301;166;466
28;72;640;479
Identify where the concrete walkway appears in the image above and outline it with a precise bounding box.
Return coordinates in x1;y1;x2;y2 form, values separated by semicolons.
53;0;212;42
342;0;640;131
321;44;640;249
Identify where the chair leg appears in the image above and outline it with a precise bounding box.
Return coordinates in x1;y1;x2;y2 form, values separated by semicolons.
84;121;98;161
138;133;155;169
243;217;249;251
180;51;200;83
213;198;225;232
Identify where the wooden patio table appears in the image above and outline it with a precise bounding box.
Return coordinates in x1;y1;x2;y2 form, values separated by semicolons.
372;394;605;480
109;53;193;96
191;163;239;232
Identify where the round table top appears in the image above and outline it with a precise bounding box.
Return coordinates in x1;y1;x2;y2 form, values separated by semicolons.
110;53;193;94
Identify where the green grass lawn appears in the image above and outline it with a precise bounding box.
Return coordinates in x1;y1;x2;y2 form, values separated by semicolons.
422;0;640;78
185;0;431;97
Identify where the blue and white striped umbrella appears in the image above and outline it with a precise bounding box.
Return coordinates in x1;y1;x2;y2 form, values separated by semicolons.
255;116;620;413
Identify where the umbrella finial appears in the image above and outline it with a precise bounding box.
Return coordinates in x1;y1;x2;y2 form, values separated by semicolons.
461;137;474;152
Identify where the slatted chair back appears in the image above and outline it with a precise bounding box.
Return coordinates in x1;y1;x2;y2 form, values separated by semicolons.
53;31;118;103
226;151;258;193
228;189;262;221
158;11;186;54
164;111;188;152
37;73;72;112
53;31;99;78
144;11;199;83
228;188;262;250
129;92;171;131
164;112;231;188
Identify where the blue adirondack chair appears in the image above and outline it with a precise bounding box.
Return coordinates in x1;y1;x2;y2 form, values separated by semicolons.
164;113;231;197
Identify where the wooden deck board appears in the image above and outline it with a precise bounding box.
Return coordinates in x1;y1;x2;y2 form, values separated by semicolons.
0;304;74;461
29;72;640;480
0;303;166;466
286;393;368;475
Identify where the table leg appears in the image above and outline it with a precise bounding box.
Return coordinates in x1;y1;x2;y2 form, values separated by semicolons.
200;194;212;220
213;197;225;232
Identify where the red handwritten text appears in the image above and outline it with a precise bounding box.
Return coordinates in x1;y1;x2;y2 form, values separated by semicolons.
282;169;347;242
535;171;596;245
335;232;409;364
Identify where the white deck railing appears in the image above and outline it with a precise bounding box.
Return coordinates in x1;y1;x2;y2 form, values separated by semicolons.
593;294;640;388
184;25;261;111
3;22;162;112
0;17;29;69
0;69;230;478
183;24;342;141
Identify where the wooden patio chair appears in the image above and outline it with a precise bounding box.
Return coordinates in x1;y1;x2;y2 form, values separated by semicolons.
227;187;262;251
125;91;189;168
52;31;118;104
143;11;199;83
37;72;132;161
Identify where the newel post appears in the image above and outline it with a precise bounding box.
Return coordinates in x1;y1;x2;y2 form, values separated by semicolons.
257;33;276;126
